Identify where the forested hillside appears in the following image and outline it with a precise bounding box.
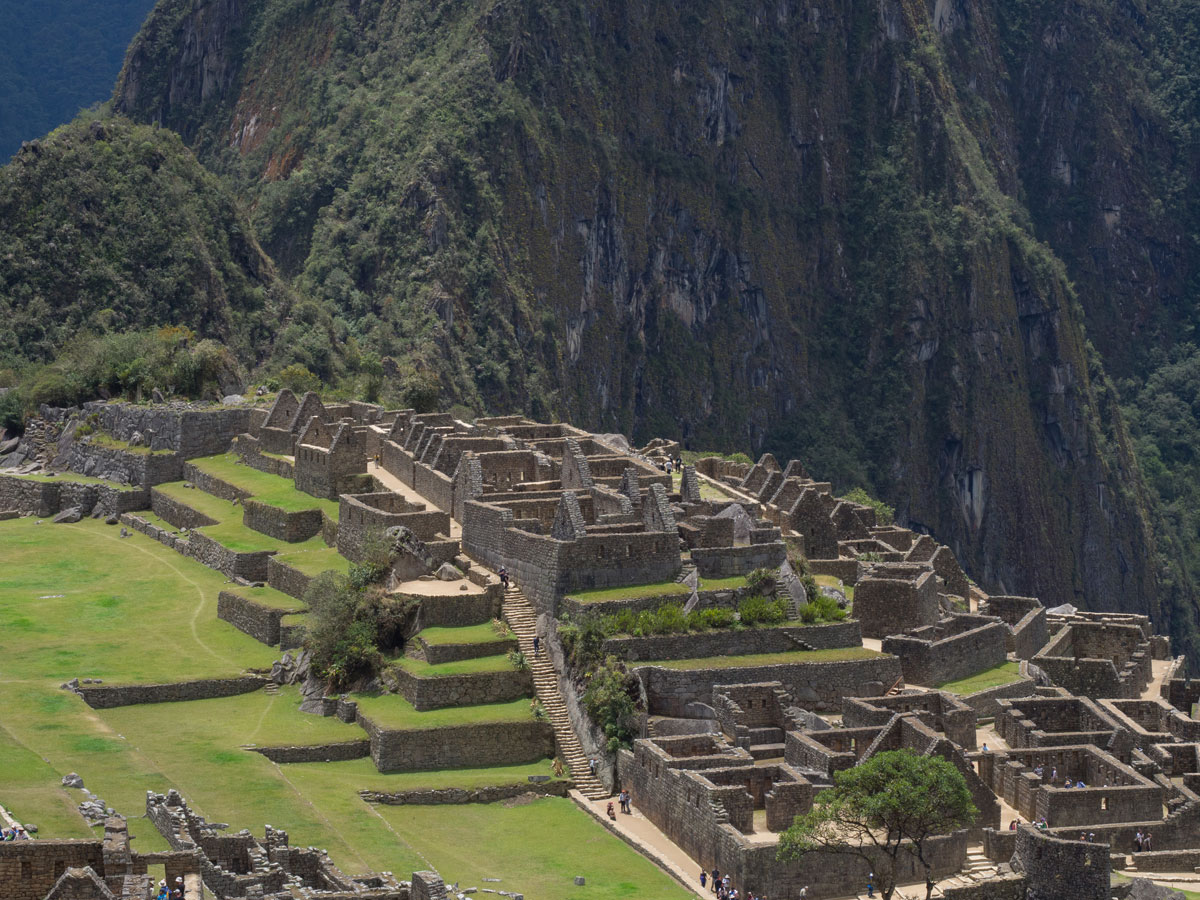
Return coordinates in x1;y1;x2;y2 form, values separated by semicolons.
0;0;157;159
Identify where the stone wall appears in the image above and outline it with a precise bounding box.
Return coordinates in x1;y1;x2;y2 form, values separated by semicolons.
558;585;756;620
267;556;313;601
85;401;254;457
67;439;182;486
233;433;295;478
182;462;250;501
1012;825;1110;900
361;781;571;805
217;590;303;646
249;740;371;763
151;488;217;529
242;498;323;542
691;542;787;577
602;622;862;662
0;473;148;517
357;714;555;772
854;565;940;639
409;586;503;629
635;655;903;715
419;635;518;664
882;618;1009;687
75;675;267;708
0;840;105;900
393;665;533;711
959;677;1038;718
121;514;274;581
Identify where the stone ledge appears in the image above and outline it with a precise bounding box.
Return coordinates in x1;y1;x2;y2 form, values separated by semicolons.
361;781;572;805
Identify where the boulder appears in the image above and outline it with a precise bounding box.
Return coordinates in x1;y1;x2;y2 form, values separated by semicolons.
1127;878;1186;900
222;394;245;406
62;772;85;789
52;506;82;524
22;824;36;834
105;515;119;525
436;562;463;581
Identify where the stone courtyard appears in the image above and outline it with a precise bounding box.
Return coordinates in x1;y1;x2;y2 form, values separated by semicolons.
1;395;1198;900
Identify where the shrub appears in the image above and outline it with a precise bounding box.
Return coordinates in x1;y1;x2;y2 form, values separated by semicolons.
739;595;788;626
695;606;737;629
582;657;638;752
745;567;778;594
277;363;321;394
799;594;847;625
508;649;528;670
842;487;895;526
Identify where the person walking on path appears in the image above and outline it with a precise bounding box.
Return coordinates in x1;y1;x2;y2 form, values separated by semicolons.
499;567;509;589
710;868;720;893
700;871;707;890
533;635;541;656
589;757;598;777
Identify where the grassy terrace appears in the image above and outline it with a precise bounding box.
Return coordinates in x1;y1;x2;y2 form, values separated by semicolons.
937;661;1023;695
814;574;855;605
637;647;885;670
153;481;347;573
351;694;533;729
89;432;176;456
375;797;693;900
188;452;340;517
567;574;749;604
8;471;141;489
225;584;306;610
417;623;509;645
0;516;696;896
393;654;514;677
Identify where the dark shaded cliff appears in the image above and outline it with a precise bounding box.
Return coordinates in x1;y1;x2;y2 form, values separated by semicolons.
109;0;1197;651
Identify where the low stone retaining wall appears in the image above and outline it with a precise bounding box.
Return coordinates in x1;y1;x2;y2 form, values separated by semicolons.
74;675;267;709
394;665;533;711
634;654;903;715
559;585;756;621
358;714;555;772
361;781;571;805
0;473;149;518
959;676;1037;718
217;590;304;646
1127;849;1200;872
151;488;217;529
419;636;518;665
602;621;862;662
242;499;323;543
249;740;370;763
233;434;295;478
120;514;274;581
279;617;307;650
267;557;312;600
411;587;503;629
691;542;787;577
68;440;183;487
182;462;250;502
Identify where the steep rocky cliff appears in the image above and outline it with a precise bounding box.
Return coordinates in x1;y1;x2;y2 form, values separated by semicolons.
109;0;1196;649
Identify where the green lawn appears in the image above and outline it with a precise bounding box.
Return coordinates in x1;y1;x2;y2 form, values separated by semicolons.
937;661;1023;695
275;542;349;575
352;694;535;730
8;472;140;489
188;453;340;516
225;585;307;611
638;647;885;669
567;581;691;604
394;654;515;677
374;798;694;899
418;623;510;645
155;481;238;520
89;431;175;456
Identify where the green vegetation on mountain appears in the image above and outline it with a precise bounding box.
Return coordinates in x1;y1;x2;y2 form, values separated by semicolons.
0;0;157;160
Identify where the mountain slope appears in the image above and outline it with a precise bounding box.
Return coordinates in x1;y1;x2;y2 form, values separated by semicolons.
0;116;286;367
110;0;1195;649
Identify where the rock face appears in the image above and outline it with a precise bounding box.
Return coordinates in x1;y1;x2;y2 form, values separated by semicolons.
111;1;1195;645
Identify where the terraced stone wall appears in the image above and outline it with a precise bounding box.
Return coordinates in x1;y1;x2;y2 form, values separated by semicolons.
75;675;267;709
357;714;555;772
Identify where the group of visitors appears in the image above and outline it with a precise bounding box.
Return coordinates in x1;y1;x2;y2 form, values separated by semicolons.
700;866;782;899
660;456;683;474
1134;830;1154;852
155;877;185;899
1078;832;1098;843
606;789;633;819
1;825;30;840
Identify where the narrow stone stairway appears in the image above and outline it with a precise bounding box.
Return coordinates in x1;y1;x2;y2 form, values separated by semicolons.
502;585;609;800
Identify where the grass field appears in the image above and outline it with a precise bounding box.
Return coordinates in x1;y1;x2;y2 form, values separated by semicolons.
638;647;884;669
0;515;700;895
10;471;141;489
375;797;694;899
937;661;1023;695
567;576;751;605
352;694;535;729
393;654;515;677
189;453;340;516
417;623;509;645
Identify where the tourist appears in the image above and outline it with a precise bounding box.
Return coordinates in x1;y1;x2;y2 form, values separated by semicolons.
156;880;169;900
1145;832;1153;851
1009;819;1018;830
533;635;541;656
589;757;598;777
723;873;731;893
982;742;989;752
1135;830;1144;852
700;870;707;889
1051;766;1058;782
867;874;875;898
14;826;28;840
552;757;564;778
799;887;808;898
711;867;720;893
1088;832;1096;843
1064;779;1073;788
1078;781;1086;788
0;828;9;841
499;567;509;589
607;801;616;820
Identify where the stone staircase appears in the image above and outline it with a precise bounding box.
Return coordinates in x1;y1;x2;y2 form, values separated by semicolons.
936;847;998;892
502;585;609;800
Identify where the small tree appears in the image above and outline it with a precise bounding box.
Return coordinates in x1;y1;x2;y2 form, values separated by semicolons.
778;749;977;900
